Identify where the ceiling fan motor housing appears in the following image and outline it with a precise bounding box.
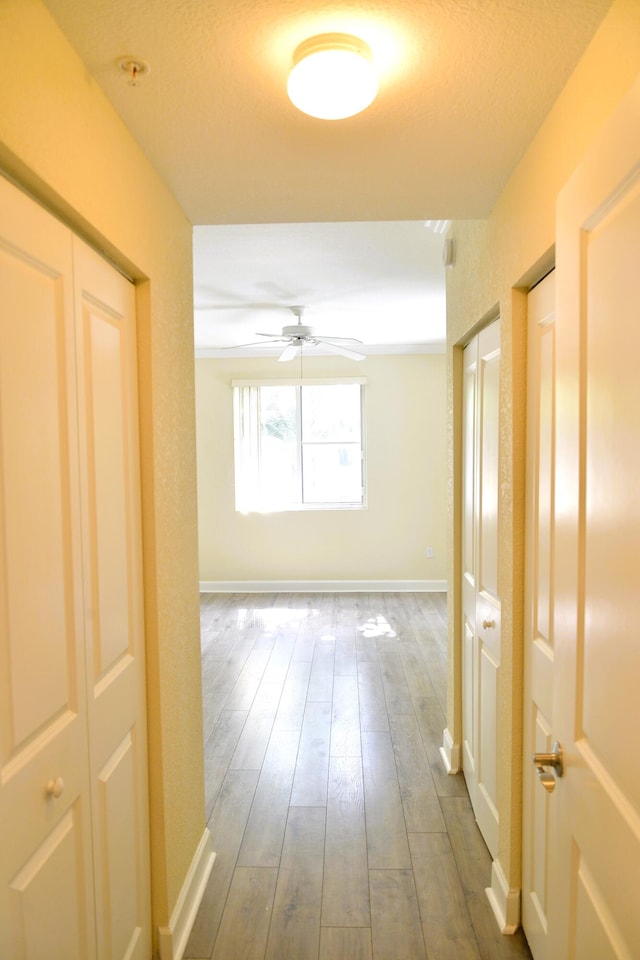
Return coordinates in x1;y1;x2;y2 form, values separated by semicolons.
283;323;315;338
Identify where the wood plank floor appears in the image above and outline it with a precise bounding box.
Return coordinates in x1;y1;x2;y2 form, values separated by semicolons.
185;592;532;960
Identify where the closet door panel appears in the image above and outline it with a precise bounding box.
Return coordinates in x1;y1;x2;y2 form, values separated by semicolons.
460;319;501;859
8;804;93;960
97;732;143;959
73;237;151;960
461;341;478;780
1;252;77;740
0;178;96;959
82;288;132;678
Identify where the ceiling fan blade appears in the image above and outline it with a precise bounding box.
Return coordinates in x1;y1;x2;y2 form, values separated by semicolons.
318;335;364;345
318;340;366;361
278;343;300;362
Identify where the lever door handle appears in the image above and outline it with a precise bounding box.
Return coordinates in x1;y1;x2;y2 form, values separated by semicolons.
532;741;563;793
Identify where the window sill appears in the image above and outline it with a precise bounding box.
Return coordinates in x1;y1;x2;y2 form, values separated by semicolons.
236;502;366;515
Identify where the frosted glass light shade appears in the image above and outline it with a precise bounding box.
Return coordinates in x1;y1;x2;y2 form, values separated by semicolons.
287;33;378;120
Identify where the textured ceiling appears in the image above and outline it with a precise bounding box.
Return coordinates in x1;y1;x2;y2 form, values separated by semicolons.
42;0;613;350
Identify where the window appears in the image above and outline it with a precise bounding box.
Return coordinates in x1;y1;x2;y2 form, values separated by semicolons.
233;379;365;513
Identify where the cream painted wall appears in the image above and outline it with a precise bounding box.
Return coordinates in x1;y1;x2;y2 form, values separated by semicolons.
196;354;448;585
445;0;640;923
0;0;205;947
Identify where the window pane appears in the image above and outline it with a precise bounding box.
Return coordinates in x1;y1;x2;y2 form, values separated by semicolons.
234;381;364;512
302;442;362;503
301;384;361;441
259;386;299;504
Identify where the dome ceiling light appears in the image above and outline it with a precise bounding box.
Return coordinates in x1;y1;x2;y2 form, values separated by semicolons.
287;33;378;120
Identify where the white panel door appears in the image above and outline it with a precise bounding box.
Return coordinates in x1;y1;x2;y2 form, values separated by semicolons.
549;76;640;958
73;238;151;960
0;181;96;958
0;177;151;960
522;271;556;960
461;335;478;811
461;319;501;858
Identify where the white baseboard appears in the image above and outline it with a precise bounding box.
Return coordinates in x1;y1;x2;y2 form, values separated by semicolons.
439;727;461;774
485;857;521;934
158;828;216;960
199;579;448;593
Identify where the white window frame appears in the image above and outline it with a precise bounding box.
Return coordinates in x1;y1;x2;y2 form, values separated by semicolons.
232;377;367;514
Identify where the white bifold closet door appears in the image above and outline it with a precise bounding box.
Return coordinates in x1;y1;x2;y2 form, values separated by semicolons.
461;318;501;858
0;176;150;960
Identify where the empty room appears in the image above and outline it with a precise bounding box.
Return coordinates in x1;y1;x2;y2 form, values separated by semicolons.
1;2;639;958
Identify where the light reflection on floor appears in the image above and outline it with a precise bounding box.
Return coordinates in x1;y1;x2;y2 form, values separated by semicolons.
235;605;319;632
357;615;397;638
234;605;398;640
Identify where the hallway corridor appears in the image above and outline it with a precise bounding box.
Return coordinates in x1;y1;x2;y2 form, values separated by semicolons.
185;592;532;960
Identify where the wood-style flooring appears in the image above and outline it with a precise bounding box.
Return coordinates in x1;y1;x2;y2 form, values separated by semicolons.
185;592;532;960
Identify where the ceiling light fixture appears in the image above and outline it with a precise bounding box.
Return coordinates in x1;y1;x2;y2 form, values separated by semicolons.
287;33;378;120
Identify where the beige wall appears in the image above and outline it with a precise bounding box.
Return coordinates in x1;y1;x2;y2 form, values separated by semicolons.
445;0;640;915
0;0;205;944
196;353;448;584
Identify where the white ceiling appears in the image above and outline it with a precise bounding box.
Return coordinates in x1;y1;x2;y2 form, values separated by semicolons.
43;0;613;353
193;220;449;355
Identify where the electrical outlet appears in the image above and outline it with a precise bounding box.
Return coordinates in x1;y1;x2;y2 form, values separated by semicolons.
426;547;433;558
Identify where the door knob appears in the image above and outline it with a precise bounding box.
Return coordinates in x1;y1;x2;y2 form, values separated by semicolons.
532;742;563;793
46;777;65;798
482;618;495;629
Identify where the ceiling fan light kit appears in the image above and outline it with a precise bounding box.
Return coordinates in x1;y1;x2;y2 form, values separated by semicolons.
287;33;378;120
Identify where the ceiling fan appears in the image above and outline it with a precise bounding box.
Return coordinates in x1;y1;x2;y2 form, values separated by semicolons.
227;306;366;362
